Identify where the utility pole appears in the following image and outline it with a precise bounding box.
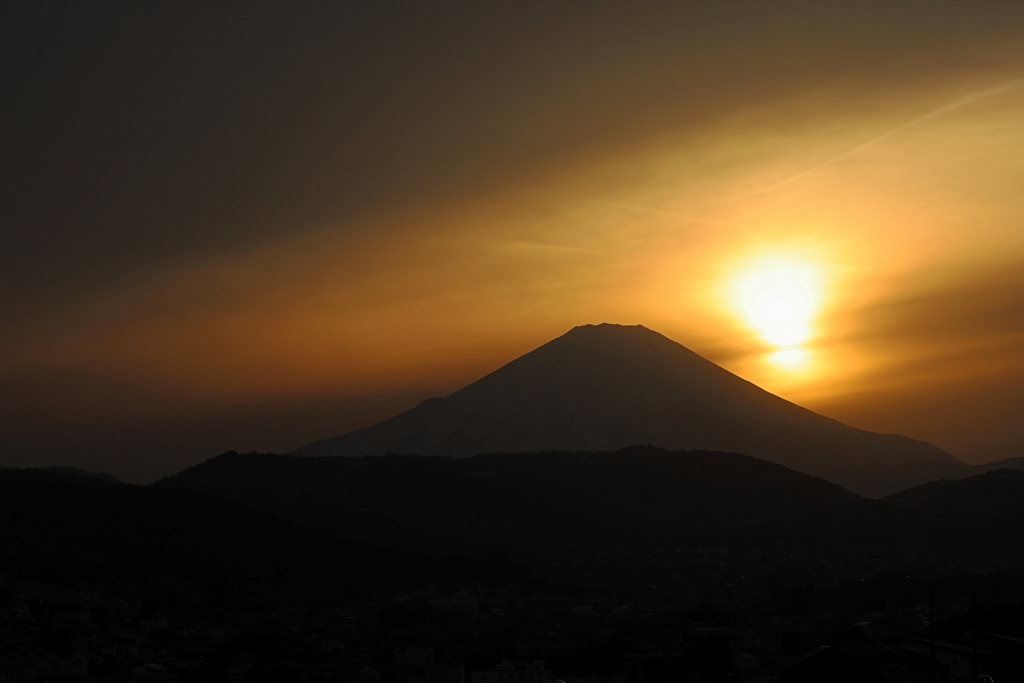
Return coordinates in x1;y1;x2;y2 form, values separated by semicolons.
929;590;935;683
971;593;979;678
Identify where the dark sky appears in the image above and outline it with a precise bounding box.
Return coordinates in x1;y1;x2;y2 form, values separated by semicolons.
3;2;1024;482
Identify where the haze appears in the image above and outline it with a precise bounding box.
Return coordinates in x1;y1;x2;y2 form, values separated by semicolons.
3;2;1024;482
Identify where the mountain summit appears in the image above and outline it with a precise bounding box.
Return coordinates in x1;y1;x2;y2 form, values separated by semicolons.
294;324;958;487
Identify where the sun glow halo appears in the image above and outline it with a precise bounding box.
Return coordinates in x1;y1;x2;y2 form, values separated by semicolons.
769;347;811;370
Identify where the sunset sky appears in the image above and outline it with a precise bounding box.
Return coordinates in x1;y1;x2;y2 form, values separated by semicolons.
3;2;1024;482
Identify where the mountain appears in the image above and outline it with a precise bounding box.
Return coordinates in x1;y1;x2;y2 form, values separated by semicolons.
160;448;892;555
294;323;958;492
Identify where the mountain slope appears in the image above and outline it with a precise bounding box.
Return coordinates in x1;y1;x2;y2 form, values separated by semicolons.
295;324;956;488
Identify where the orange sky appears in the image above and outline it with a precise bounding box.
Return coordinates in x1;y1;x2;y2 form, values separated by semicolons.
3;3;1024;481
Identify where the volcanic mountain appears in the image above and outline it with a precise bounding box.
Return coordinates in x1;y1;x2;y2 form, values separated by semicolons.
295;324;959;489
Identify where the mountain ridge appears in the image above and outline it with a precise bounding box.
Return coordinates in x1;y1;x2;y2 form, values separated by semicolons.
294;323;957;493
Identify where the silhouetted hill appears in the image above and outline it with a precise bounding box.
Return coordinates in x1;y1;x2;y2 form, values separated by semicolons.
43;464;121;483
162;450;1024;563
160;447;897;556
884;468;1024;556
840;455;1024;497
0;468;512;598
294;324;957;494
10;453;1019;602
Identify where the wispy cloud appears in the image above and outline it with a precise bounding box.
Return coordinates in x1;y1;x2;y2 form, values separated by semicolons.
508;240;604;255
767;79;1024;191
506;298;556;319
593;201;727;227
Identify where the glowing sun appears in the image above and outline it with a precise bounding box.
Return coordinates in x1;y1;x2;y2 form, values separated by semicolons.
733;257;823;355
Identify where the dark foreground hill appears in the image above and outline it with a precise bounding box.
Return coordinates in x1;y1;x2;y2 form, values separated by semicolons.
294;324;958;495
163;448;882;555
0;469;517;599
155;449;886;558
161;449;1024;562
838;455;1024;498
6;457;1024;601
884;468;1024;557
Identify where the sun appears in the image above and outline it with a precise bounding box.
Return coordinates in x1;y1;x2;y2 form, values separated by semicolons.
733;257;823;352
